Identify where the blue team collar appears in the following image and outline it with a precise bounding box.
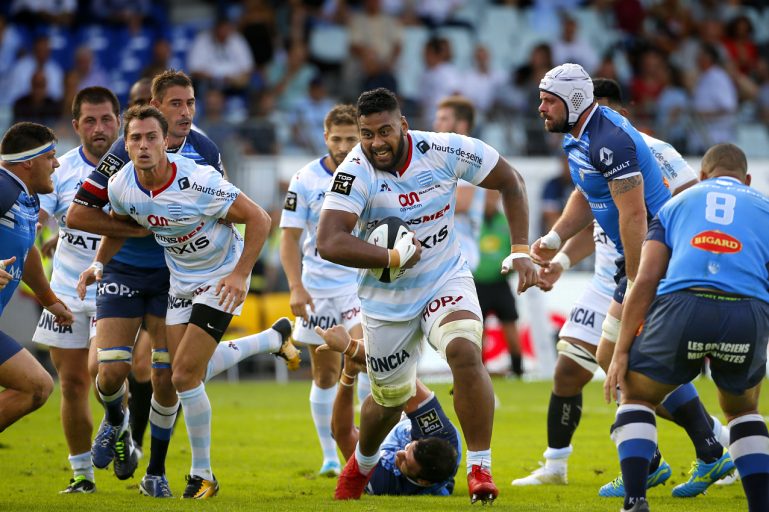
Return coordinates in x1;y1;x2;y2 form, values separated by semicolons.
0;166;30;195
575;104;599;140
78;146;96;167
319;155;334;176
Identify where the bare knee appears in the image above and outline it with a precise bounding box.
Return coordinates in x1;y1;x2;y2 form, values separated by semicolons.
553;356;592;396
59;372;90;403
29;371;54;410
171;365;199;392
445;339;482;371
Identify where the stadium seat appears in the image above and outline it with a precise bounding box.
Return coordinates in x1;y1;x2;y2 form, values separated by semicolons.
477;6;524;71
736;122;769;158
308;24;349;64
435;26;475;70
570;8;618;58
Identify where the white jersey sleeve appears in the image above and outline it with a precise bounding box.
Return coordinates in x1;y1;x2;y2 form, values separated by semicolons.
280;158;358;297
424;131;500;186
641;133;697;193
44;147;104;303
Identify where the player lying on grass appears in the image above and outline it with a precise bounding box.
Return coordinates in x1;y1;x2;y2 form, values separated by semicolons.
315;324;461;496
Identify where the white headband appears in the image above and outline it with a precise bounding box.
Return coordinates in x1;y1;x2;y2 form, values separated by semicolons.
1;141;56;163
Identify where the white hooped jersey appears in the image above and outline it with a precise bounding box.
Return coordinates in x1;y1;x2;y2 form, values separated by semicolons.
39;147;104;302
592;133;698;296
322;130;499;320
279;157;358;298
108;153;242;297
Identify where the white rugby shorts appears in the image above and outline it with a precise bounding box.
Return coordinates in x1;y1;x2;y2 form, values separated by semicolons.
292;291;361;345
166;278;247;325
32;295;96;349
558;282;612;346
362;275;482;400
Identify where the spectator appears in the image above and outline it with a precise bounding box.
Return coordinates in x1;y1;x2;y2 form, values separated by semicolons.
630;48;668;131
12;69;62;126
347;0;402;95
691;43;738;152
239;0;277;72
552;12;600;74
266;40;319;112
10;0;75;26
508;43;556;155
6;35;64;107
188;15;255;100
756;58;769;130
458;45;506;119
419;36;460;126
240;91;278;155
655;62;690;152
413;0;467;28
89;0;151;26
62;46;109;116
722;14;758;78
0;16;23;104
141;39;177;80
289;75;334;154
540;156;573;234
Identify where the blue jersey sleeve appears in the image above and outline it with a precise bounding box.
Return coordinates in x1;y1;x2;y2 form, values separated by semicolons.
646;216;668;246
589;124;641;181
187;131;224;175
0;172;22;217
74;138;128;208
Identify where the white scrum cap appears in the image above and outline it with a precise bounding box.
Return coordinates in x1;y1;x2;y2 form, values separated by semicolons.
539;63;594;128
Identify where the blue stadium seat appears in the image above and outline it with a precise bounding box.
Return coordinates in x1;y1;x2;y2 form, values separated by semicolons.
395;25;430;101
435;26;475;70
477;6;524;71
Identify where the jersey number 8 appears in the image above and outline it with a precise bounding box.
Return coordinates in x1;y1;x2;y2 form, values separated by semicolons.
705;192;736;226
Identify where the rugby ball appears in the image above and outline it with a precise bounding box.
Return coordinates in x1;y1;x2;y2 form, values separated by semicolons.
367;216;411;283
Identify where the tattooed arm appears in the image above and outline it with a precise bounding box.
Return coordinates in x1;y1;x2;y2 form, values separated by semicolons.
608;174;646;280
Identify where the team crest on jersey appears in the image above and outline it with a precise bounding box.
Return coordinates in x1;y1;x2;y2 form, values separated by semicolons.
416;171;432;187
599;147;613;166
96;154;125;177
167;203;183;218
178;177;190;190
690;230;742;254
331;172;355;195
284;191;297;211
415;408;444;435
380;182;391;192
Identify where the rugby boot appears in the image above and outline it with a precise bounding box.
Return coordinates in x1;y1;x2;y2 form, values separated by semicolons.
671;451;735;497
468;464;499;504
59;475;95;494
139;473;173;498
113;428;139;480
599;459;671;497
334;456;372;500
512;462;567;485
91;417;119;469
271;317;301;370
182;474;219;499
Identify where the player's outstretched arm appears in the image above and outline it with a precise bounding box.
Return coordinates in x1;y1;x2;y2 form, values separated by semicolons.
608;175;647;281
533;190;595;266
332;354;365;461
280;227;314;321
66;202;150;238
218;193;271;313
538;224;597;291
477;157;537;293
604;239;669;403
315;325;366;365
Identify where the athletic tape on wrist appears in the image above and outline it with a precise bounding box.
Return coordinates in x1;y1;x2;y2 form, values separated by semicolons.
540;230;562;249
551;252;571;271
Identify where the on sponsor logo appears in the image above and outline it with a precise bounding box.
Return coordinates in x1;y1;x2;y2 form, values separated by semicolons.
147;214;169;227
690;230;742;254
398;192;420;207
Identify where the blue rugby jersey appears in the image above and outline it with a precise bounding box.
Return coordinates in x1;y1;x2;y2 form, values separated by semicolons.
279;157;359;298
562;105;670;254
648;176;769;303
107;153;241;297
322;130;499;321
367;395;461;496
0;168;39;313
74;130;223;268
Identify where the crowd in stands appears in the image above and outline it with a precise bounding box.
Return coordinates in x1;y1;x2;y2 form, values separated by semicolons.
3;0;769;157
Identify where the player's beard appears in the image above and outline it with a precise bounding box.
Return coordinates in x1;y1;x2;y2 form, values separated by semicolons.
542;112;570;133
329;150;348;167
84;136;111;160
365;131;406;171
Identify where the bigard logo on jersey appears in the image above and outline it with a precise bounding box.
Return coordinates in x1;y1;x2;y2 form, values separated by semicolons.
284;191;297;211
331;172;355;195
599;147;613;166
691;230;742;254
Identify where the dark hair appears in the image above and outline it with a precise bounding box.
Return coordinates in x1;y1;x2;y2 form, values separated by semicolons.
357;88;400;118
1;122;56;156
437;95;476;132
701;143;747;177
129;77;153;107
151;69;193;103
592;78;623;107
413;437;458;484
700;43;721;65
324;104;357;131
123;105;168;139
72;86;120;120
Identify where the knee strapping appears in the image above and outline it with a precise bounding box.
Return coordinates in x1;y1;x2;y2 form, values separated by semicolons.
601;314;620;343
97;345;133;364
428;314;484;353
556;340;599;374
369;379;415;408
151;348;171;369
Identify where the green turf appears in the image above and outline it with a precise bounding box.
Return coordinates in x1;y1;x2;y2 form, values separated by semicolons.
0;376;762;511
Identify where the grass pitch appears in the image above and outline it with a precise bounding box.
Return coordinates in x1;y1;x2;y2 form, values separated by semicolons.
0;376;762;511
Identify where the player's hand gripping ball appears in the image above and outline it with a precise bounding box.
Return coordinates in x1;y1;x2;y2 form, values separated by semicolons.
366;216;415;283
